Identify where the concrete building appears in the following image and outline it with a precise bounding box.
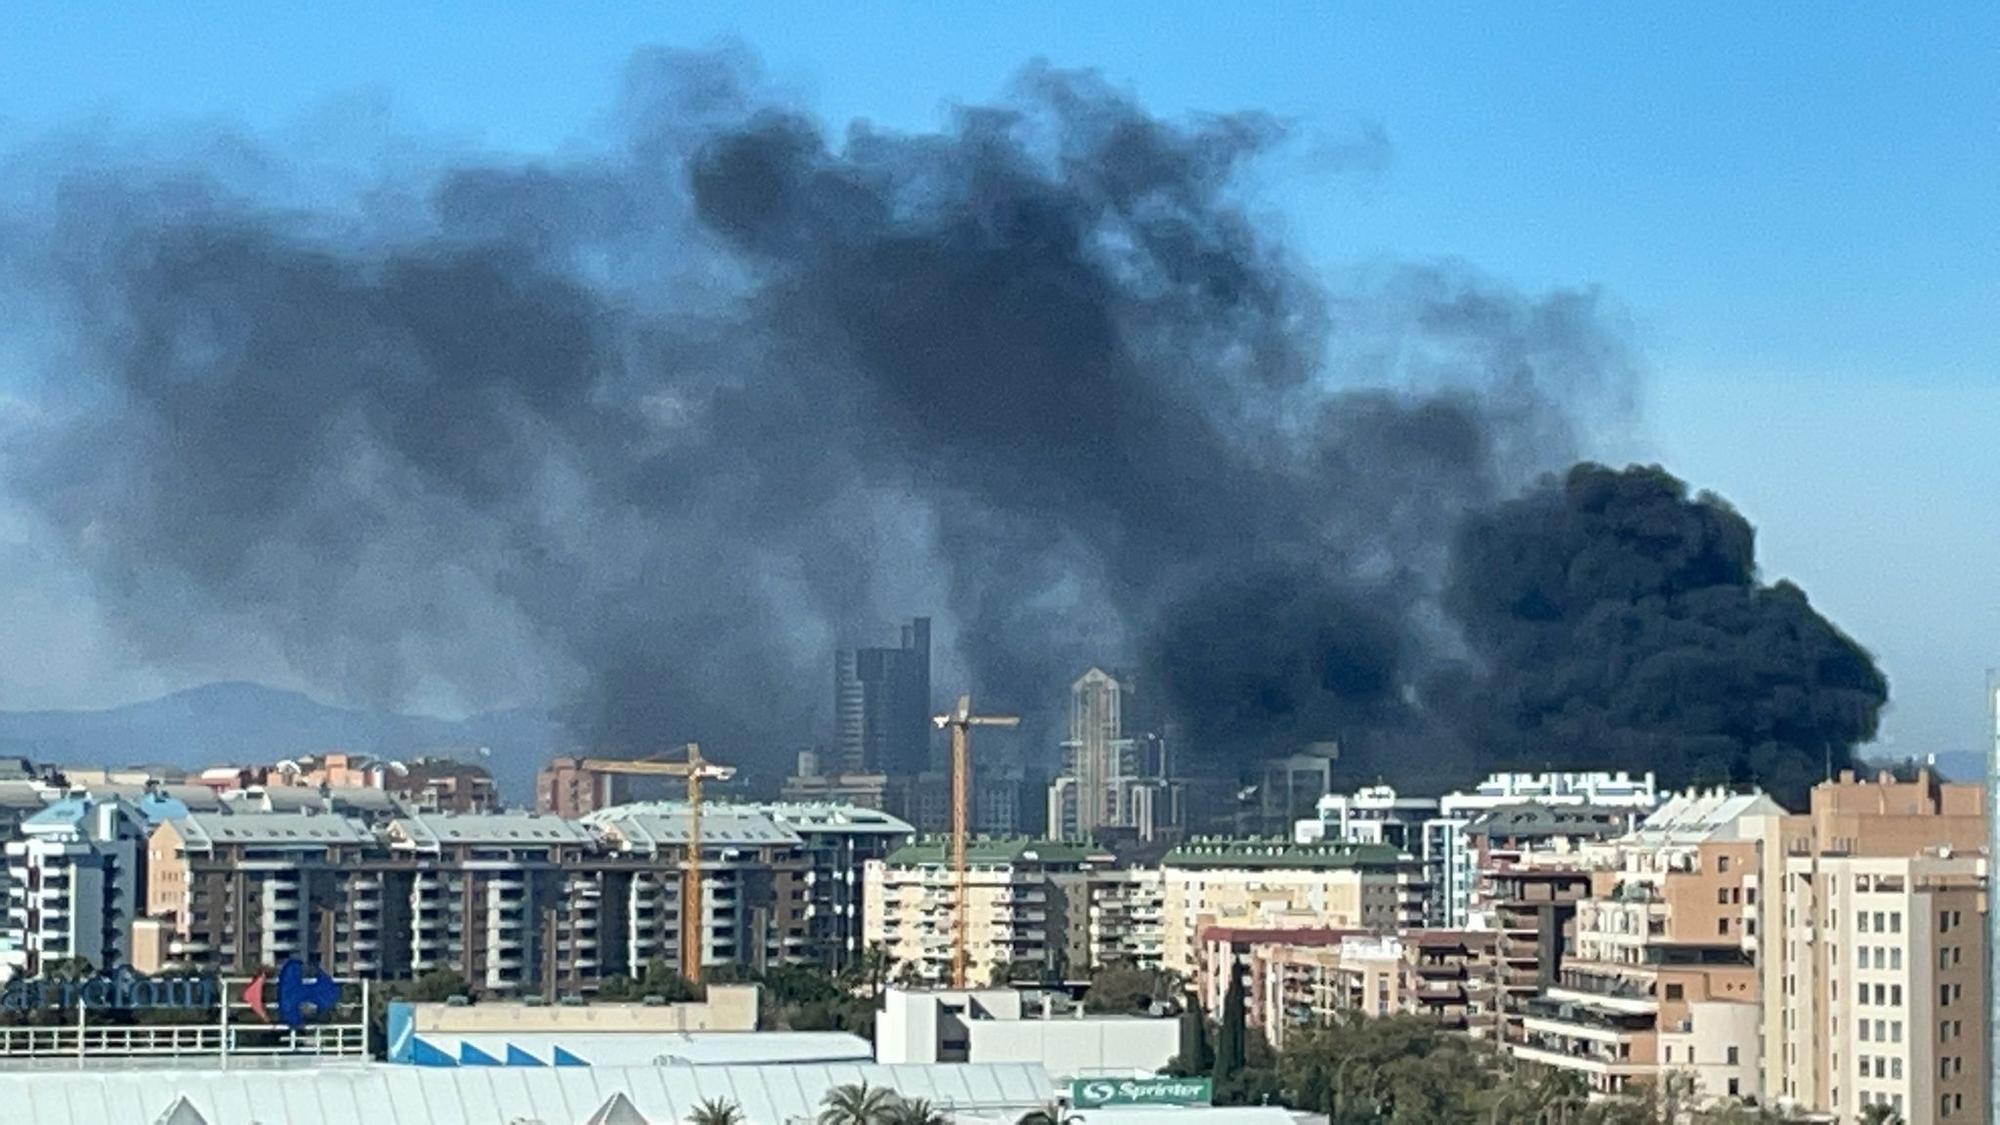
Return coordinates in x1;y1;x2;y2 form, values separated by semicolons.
1251;930;1492;1046
1084;867;1166;971
835;616;933;775
534;755;621;819
1296;785;1438;851
760;801;916;971
1508;790;1779;1103
1257;745;1340;834
1160;839;1427;983
1752;769;1988;1125
146;812;392;976
3;794;150;975
585;803;811;975
1458;804;1630;932
1047;669;1181;845
863;839;1108;986
875;986;1180;1080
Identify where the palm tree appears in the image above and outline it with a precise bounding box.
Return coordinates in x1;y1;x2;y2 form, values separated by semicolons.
1858;1106;1905;1125
687;1097;745;1125
1015;1101;1078;1125
819;1081;902;1125
883;1097;950;1125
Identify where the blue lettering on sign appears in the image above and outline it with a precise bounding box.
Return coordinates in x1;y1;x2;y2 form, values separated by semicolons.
0;966;219;1012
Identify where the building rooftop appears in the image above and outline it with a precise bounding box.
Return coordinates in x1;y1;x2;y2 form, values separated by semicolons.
1164;839;1409;870
1469;802;1632;840
586;805;803;851
174;812;376;849
883;838;1103;866
391;811;594;848
1626;790;1785;845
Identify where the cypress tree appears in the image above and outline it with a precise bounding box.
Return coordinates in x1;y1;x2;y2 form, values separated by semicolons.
1213;972;1246;1086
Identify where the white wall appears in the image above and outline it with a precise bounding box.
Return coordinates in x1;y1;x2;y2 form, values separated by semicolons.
965;1017;1180;1081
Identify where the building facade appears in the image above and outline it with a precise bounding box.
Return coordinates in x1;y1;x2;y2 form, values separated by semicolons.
1046;669;1181;845
1752;769;1988;1125
3;795;150;976
835;617;932;776
1159;840;1428;982
862;839;1109;986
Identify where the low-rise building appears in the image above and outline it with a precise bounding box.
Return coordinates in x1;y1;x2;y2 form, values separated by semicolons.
875;986;1180;1080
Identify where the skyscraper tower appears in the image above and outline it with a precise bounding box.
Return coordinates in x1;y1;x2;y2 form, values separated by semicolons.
834;617;932;775
1047;668;1181;843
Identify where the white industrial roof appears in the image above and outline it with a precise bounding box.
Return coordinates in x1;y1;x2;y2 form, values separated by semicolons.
586;806;803;852
1627;790;1785;844
413;1031;873;1067
0;1061;1053;1125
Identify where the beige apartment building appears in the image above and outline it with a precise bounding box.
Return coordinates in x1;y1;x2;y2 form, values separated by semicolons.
862;839;1110;985
1752;769;1988;1125
1160;840;1427;981
1511;790;1779;1103
1252;930;1491;1047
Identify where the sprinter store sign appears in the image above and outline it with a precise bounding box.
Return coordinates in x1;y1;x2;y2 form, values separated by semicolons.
1069;1077;1214;1108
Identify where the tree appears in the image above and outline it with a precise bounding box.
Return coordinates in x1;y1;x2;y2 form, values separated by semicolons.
1858;1106;1905;1125
687;1097;745;1125
1083;965;1181;1014
883;1097;950;1125
1016;1102;1078;1125
819;1081;902;1125
1170;990;1213;1076
595;958;702;1003
1213;972;1247;1089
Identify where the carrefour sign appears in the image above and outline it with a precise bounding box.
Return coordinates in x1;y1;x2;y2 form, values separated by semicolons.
1070;1077;1213;1108
0;966;218;1012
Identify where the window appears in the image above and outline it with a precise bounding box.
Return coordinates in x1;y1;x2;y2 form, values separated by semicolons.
1891;1058;1902;1080
1891;1021;1901;1043
1718;855;1730;873
1718;918;1729;936
1940;984;1951;1006
1941;911;1953;933
1860;1020;1872;1041
1665;983;1684;1000
1892;985;1902;1006
1889;911;1900;933
1874;911;1886;931
1728;1079;1740;1097
1891;947;1901;970
1718;887;1731;905
1727;1046;1739;1065
1942;1020;1953;1041
1859;912;1871;933
1941;948;1952;970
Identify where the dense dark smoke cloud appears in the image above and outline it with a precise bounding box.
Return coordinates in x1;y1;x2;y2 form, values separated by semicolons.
0;51;1880;800
1439;463;1887;804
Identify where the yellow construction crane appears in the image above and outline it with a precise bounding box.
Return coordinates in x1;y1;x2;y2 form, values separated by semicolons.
578;743;735;985
932;695;1019;988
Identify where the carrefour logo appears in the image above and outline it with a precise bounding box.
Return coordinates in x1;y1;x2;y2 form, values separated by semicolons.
243;960;343;1029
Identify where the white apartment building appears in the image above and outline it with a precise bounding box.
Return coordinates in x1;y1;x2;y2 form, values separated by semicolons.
3;795;148;976
1084;867;1164;970
1297;772;1661;928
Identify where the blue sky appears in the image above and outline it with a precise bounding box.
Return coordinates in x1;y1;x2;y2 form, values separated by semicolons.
2;4;1994;755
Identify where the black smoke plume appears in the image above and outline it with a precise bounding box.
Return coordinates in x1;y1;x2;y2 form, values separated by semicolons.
0;52;1881;802
1439;463;1887;803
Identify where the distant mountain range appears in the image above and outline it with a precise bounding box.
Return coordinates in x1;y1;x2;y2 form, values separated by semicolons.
0;682;560;802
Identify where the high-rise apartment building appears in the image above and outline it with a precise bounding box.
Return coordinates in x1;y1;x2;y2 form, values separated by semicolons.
835;617;932;775
1508;790;1781;1102
3;795;150;976
147;812;395;976
1751;769;1988;1125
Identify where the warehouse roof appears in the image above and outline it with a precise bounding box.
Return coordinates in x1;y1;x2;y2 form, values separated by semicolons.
402;1030;872;1068
0;1061;1054;1125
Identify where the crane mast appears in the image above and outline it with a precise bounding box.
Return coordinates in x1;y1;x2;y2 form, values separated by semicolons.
933;694;1020;988
578;743;734;986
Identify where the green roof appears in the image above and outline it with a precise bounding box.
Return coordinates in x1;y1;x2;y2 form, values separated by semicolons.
1162;838;1410;870
884;837;1102;866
